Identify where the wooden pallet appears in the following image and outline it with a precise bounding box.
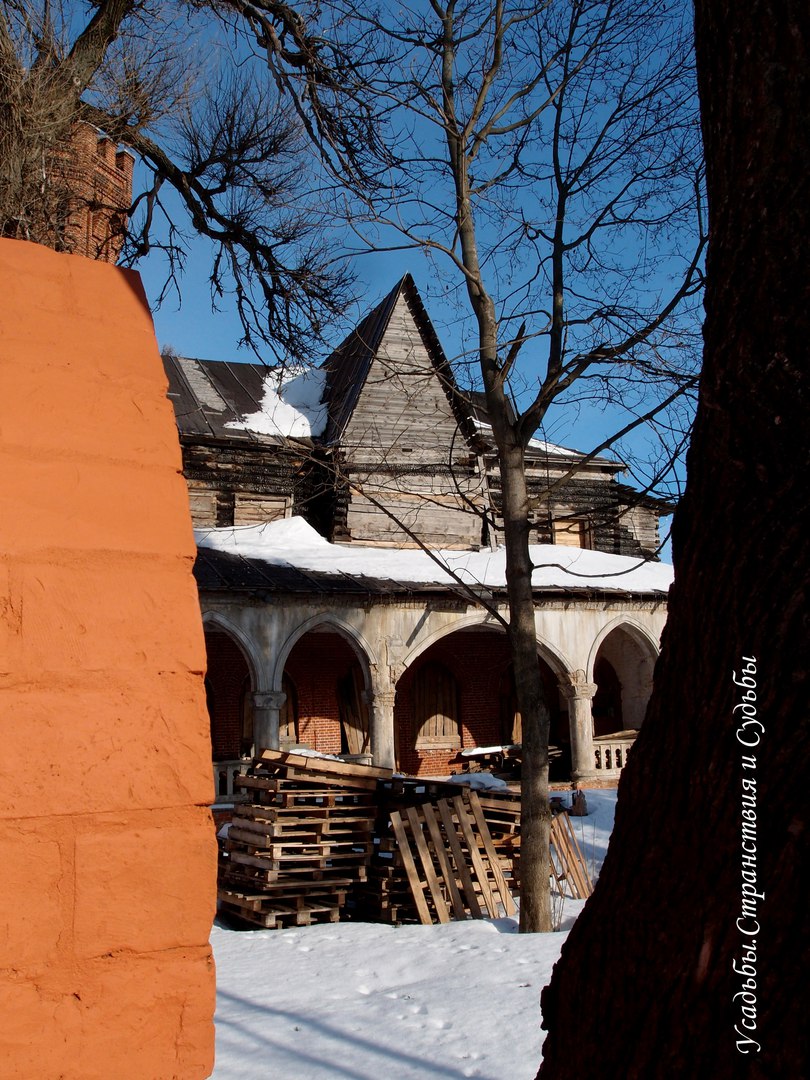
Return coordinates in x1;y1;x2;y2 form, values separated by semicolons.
549;811;593;899
387;790;516;925
219;889;344;929
220;750;382;928
476;793;593;900
222;751;596;928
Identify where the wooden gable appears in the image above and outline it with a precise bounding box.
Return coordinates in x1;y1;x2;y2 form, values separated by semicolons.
338;291;486;548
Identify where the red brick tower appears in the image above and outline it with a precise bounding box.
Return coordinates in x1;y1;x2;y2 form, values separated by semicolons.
58;122;135;263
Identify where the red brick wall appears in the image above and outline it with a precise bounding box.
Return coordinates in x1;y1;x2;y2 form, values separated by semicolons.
283;627;569;777
205;631;251;759
59;123;134;263
285;631;360;754
396;631;567;776
396;631;510;775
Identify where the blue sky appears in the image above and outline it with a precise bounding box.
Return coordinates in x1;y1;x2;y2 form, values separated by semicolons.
137;240;678;559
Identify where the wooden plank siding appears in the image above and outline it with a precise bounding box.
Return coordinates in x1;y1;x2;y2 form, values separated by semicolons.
340;296;487;548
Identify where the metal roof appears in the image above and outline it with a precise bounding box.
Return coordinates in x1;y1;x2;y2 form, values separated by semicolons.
163;353;298;445
194;546;452;596
161;278;643;482
164;275;483;453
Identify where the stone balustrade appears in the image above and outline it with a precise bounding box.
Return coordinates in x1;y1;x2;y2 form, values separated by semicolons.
213;759;252;801
593;733;637;777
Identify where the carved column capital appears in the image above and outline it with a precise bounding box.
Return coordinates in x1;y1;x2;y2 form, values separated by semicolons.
559;670;597;701
369;687;397;711
252;691;286;711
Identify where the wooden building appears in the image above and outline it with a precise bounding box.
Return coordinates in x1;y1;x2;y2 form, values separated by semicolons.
163;275;672;790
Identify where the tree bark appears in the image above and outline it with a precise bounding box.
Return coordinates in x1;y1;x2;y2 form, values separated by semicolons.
438;0;554;930
538;2;810;1076
499;440;553;934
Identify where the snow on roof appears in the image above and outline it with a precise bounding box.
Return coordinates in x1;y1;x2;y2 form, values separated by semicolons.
471;417;622;466
471;417;574;457
195;516;673;594
225;367;328;439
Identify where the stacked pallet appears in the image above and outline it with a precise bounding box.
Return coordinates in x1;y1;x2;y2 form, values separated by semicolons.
354;788;516;925
476;791;593;900
476;790;522;888
218;749;391;928
354;775;467;923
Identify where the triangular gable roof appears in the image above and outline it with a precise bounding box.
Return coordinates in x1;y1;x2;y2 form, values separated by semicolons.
319;273;479;449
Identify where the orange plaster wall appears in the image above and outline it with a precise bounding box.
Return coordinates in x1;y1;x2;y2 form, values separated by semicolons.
0;239;216;1079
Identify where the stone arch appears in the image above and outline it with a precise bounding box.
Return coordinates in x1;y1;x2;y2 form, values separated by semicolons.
588;619;660;735
586;616;660;680
395;618;571;779
275;613;377;758
201;610;261;688
400;611;572;680
202;616;257;762
272;612;377;693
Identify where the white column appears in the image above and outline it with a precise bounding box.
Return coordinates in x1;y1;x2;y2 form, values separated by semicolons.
368;685;397;770
251;691;286;755
560;671;598;783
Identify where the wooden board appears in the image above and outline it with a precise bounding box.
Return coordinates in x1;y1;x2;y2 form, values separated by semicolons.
436;798;483;919
259;747;393;781
404;805;451;923
450;795;499;919
389;811;433;924
463;790;517;917
550;812;593;899
421;803;467;919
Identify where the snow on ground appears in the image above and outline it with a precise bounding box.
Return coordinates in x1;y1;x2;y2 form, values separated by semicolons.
211;791;617;1080
196;516;672;594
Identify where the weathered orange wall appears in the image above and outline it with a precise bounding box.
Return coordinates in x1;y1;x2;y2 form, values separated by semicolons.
0;239;216;1079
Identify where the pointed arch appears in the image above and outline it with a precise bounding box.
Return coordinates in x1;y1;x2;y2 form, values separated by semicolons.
400;611;572;679
201;610;261;688
202;616;257;761
589;619;660;734
272;612;377;692
586;616;661;679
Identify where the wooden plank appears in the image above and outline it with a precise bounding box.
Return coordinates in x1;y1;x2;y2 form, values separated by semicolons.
234;775;282;792
560;812;593;895
550;813;592;899
389;811;433;925
404;806;451;924
270;764;379;791
463;790;517;916
421;803;467;920
451;796;498;918
436;798;483;919
475;794;522;817
259;747;393;781
221;872;354;893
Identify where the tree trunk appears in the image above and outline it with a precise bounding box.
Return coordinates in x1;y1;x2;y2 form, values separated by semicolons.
538;2;810;1076
499;440;553;934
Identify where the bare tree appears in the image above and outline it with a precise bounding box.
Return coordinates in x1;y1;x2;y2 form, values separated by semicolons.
0;0;383;361
538;0;810;1073
321;0;705;931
